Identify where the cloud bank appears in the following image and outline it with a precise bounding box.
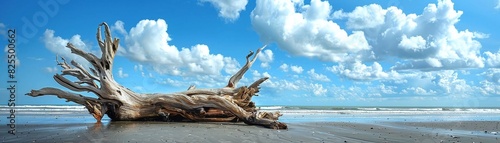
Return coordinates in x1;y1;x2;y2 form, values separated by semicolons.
200;0;248;21
251;0;486;81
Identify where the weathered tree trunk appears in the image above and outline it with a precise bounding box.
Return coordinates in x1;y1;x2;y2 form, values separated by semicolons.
26;23;287;129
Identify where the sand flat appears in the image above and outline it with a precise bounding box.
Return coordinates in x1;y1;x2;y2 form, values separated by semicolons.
2;121;500;143
2;106;500;142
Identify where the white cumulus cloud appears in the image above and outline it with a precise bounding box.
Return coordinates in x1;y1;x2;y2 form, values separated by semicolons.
252;0;487;82
478;69;500;95
45;67;58;73
43;29;100;68
262;78;303;92
378;84;397;94
258;49;273;68
279;63;289;72
310;83;327;96
431;70;472;95
336;4;387;29
479;69;500;84
336;0;485;71
114;19;239;77
134;64;144;72
112;20;127;35
117;67;129;78
251;0;371;62
200;0;248;21
479;80;500;95
290;65;303;74
328;61;397;81
496;0;500;9
307;69;330;82
223;57;240;75
485;50;500;68
402;87;436;95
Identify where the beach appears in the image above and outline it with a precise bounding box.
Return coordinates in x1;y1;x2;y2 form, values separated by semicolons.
1;106;500;143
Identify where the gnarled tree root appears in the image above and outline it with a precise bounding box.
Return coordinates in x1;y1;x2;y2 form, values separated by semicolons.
26;22;287;129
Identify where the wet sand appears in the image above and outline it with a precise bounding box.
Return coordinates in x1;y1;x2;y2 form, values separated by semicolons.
2;108;500;143
2;120;499;143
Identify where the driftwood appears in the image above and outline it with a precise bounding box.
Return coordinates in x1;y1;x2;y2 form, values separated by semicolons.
26;22;287;129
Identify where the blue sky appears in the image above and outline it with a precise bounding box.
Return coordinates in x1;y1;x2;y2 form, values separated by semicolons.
1;0;500;107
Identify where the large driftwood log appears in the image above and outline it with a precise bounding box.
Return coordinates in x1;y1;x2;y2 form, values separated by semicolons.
26;23;287;129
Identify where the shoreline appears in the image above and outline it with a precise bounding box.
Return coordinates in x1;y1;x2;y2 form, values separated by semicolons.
2;120;499;142
1;107;500;142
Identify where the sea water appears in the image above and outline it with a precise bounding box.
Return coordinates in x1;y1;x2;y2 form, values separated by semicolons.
258;106;500;123
1;105;500;124
0;105;110;125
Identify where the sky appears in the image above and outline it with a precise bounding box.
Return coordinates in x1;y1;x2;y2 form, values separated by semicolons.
1;0;500;107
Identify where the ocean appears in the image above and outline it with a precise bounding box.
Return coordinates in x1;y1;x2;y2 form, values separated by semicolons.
2;105;500;143
258;106;500;123
1;105;500;124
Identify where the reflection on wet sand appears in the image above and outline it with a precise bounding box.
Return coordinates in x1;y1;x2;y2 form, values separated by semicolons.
2;111;500;142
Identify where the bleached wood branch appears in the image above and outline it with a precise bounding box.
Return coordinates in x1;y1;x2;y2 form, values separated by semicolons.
26;87;108;121
26;22;287;129
53;74;103;97
227;45;266;88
